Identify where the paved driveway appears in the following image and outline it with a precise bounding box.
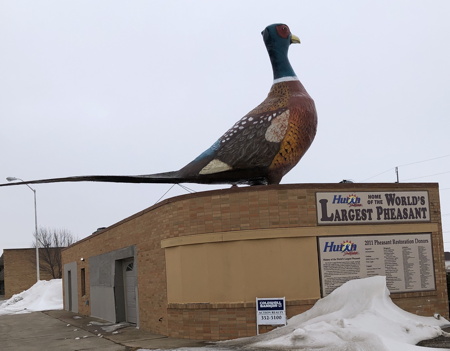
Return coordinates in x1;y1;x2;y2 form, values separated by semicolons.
0;309;208;350
0;312;126;351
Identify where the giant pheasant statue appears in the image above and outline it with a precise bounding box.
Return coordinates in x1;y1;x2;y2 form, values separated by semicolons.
1;24;317;188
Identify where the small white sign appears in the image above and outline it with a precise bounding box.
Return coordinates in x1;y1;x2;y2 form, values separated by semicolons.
256;297;286;329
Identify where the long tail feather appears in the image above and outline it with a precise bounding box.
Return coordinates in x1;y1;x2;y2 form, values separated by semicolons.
0;168;270;187
0;172;183;187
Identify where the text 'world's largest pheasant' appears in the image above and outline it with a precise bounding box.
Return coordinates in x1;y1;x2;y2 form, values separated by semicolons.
0;23;317;188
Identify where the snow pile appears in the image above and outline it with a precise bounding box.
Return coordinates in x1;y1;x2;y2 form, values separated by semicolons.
0;279;63;315
1;277;449;350
219;276;449;351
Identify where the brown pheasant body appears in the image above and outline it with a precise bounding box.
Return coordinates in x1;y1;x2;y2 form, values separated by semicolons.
0;23;317;189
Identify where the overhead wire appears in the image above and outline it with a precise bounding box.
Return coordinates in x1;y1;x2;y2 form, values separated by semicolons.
403;170;450;181
396;154;450;168
360;154;450;182
360;168;395;182
360;154;450;250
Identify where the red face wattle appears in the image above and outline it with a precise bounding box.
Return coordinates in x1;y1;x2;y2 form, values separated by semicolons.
276;24;291;39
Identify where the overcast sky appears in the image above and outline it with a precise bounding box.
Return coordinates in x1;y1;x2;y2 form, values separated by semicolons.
1;0;449;255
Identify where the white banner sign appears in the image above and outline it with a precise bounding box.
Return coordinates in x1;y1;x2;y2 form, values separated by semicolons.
256;298;286;327
318;233;435;296
316;191;430;225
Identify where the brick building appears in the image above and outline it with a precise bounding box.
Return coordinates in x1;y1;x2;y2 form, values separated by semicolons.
2;248;55;298
62;183;448;340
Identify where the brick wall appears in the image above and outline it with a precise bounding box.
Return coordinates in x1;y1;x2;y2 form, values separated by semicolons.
61;183;448;340
62;217;171;335
167;299;319;340
3;248;55;298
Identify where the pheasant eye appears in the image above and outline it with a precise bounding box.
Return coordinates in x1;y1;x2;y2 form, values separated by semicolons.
276;24;290;39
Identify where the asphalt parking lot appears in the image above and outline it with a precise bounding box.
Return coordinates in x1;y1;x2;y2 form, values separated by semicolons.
0;309;208;351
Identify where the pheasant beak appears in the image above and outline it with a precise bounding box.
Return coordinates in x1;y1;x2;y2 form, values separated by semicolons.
290;34;301;44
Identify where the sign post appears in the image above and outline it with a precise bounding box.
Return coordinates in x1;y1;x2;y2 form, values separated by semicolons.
256;297;287;335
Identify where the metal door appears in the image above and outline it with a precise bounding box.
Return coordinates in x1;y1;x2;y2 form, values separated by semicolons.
123;258;137;323
67;270;72;311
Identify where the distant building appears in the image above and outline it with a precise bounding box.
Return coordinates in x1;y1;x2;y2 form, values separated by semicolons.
445;252;450;272
2;248;55;298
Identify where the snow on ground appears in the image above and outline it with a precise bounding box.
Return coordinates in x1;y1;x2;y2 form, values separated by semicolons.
1;277;449;350
141;276;450;351
0;279;63;315
231;276;450;351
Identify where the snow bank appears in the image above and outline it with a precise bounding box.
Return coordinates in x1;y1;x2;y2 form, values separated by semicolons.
0;279;63;315
221;276;449;351
1;277;449;350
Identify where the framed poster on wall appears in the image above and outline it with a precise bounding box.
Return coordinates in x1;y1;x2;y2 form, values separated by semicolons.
317;233;435;296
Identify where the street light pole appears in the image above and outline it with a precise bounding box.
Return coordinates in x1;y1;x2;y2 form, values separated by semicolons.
6;177;40;281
